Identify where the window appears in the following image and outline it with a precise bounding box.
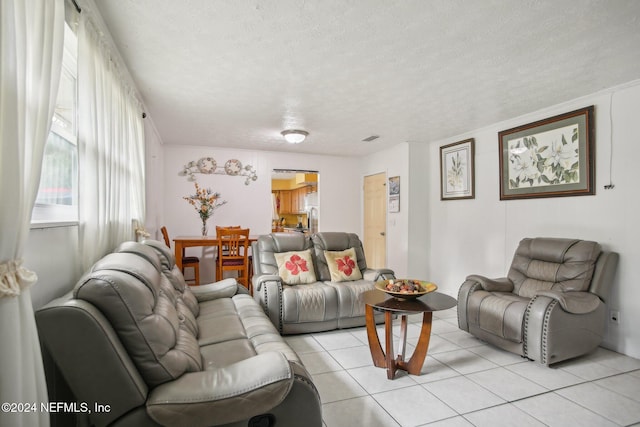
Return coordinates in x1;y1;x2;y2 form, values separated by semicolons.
31;23;78;225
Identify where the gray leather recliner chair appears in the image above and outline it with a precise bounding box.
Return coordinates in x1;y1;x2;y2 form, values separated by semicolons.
458;237;619;365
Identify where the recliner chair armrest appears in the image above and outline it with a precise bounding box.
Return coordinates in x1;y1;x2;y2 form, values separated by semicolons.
190;278;243;302
146;352;293;427
466;275;514;292
535;290;601;314
252;274;282;293
362;268;395;282
252;275;284;330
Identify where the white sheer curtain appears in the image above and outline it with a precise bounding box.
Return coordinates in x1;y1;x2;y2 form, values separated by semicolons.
77;13;146;270
0;0;64;426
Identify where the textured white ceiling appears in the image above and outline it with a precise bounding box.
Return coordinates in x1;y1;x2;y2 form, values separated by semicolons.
94;0;640;157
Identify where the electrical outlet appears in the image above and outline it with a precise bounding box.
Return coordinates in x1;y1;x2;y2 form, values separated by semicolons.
610;310;620;324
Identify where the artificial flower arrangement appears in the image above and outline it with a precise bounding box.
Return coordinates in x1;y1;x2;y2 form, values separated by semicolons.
183;183;227;235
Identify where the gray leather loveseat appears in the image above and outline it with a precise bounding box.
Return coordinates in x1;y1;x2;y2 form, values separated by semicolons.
36;240;321;427
252;232;395;334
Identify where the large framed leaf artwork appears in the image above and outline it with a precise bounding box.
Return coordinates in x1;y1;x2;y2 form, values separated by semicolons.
440;138;475;200
499;106;595;200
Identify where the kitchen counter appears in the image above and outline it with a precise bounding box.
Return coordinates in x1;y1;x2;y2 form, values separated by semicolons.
283;227;309;233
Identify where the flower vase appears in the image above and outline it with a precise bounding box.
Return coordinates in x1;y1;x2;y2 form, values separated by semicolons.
201;219;209;236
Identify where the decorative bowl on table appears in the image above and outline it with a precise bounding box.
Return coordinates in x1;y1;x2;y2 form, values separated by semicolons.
375;279;437;300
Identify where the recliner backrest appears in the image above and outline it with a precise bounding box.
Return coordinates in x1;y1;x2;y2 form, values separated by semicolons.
312;232;367;281
254;233;314;276
117;240;200;335
74;251;203;387
141;239;200;317
508;237;601;298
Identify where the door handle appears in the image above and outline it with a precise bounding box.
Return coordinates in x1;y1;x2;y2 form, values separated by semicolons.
380;232;385;236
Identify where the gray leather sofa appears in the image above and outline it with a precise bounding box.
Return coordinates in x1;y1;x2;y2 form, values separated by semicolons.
252;232;395;334
36;240;321;427
458;237;619;366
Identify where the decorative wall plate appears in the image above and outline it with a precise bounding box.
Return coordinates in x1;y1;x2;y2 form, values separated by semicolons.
197;157;217;174
224;159;242;175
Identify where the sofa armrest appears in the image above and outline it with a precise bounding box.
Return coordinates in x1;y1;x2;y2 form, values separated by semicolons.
252;275;284;331
466;274;514;292
362;268;395;282
252;274;282;293
190;278;241;302
535;290;602;314
146;352;293;427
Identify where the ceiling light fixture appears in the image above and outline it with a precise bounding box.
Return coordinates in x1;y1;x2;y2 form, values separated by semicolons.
281;129;309;144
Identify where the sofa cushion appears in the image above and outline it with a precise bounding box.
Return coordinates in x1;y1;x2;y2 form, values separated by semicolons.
324;248;363;282
467;290;529;342
328;279;376;317
282;282;338;322
274;249;317;285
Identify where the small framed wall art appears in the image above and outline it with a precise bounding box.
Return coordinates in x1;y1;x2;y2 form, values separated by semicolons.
440;138;475;200
388;176;400;212
498;106;595;200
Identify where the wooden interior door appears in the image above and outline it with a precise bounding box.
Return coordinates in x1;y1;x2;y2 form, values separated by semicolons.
364;173;387;268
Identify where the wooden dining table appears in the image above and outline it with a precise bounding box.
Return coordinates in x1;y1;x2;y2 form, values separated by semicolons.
173;235;259;271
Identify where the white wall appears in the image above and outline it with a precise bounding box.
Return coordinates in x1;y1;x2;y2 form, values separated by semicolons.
361;143;410;277
360;142;430;279
424;81;640;358
407;143;430;279
162;145;361;283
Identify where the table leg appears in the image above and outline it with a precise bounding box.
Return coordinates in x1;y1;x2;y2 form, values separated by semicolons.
175;242;183;271
397;314;408;361
403;311;433;375
364;305;385;369
365;307;434;379
384;311;396;379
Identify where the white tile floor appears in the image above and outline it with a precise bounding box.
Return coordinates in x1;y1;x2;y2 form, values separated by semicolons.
284;308;640;427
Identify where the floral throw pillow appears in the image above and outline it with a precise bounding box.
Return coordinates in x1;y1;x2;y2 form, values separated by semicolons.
274;249;317;285
324;248;363;282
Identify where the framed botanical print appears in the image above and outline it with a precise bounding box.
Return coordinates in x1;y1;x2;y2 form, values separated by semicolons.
498;106;595;200
440;138;475;200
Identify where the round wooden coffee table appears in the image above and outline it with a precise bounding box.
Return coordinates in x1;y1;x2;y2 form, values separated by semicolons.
362;289;457;379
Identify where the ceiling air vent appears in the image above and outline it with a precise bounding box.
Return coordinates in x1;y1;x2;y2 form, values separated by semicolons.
362;135;380;142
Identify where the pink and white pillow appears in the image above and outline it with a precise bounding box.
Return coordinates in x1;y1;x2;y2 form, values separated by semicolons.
274;249;317;285
324;248;362;282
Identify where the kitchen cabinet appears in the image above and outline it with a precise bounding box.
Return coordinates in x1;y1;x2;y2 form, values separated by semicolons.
291;189;299;213
293;187;308;213
277;186;311;214
279;190;291;214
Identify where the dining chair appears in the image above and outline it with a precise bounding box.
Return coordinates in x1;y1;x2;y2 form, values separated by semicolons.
161;226;200;286
216;225;254;285
215;227;251;292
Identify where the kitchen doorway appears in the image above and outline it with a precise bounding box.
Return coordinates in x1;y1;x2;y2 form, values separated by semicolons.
271;169;319;235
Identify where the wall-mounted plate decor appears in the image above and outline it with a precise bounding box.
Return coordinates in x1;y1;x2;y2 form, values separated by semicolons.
224;159;242;175
196;157;217;174
179;156;257;185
